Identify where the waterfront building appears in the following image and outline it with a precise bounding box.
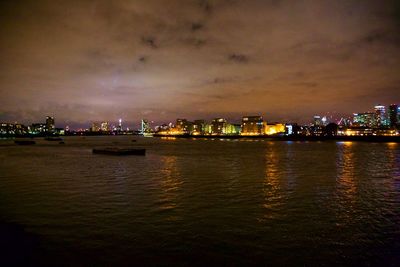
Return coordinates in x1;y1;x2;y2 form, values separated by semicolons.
31;123;47;134
337;127;374;136
176;119;192;134
100;121;110;132
91;122;101;132
0;123;28;135
211;118;227;135
264;123;285;135
204;123;213;135
241;116;263;135
225;123;241;135
389;104;398;127
46;116;55;133
192;120;205;135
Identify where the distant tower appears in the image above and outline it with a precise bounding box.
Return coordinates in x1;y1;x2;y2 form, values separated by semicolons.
117;118;122;131
141;119;151;135
46;116;55;133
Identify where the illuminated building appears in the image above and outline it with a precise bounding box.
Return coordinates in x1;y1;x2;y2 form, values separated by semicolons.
353;112;376;127
398;106;400;124
204;123;213;135
374;105;387;127
337;127;373;136
176;119;192;134
192;120;205;135
141;119;153;136
46;116;55;133
0;123;28;135
321;116;328;126
211;118;227;135
389;104;398;127
313;116;322;126
116;118;122;131
264;123;285;135
91;122;101;132
100;121;110;132
31;123;47;134
225;123;241;135
286;124;293;135
241;116;263;135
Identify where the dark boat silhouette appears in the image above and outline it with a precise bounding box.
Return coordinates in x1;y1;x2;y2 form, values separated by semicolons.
92;148;146;156
14;140;36;145
44;137;63;141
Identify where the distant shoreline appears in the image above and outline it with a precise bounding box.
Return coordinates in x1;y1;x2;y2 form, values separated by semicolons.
153;134;400;143
1;134;399;143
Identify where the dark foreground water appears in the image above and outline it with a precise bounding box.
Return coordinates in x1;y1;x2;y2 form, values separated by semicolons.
0;136;399;266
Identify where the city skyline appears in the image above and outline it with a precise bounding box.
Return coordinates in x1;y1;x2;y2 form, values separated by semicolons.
1;1;399;126
1;101;399;133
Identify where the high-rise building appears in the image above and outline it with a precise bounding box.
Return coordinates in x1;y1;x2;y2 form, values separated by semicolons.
241;116;263;135
353;112;376;127
141;119;152;134
398;106;400;125
389;104;398;127
46;116;55;133
374;105;386;127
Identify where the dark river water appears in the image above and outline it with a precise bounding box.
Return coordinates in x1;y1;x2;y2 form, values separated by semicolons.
0;136;399;266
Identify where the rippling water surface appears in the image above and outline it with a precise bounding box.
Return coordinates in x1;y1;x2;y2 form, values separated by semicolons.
0;136;399;266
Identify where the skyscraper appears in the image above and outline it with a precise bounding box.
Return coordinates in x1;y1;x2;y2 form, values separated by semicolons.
353;112;376;127
374;105;386;127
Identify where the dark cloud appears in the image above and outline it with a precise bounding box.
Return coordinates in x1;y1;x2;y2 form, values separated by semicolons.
141;36;158;49
138;56;147;63
228;54;248;63
191;22;204;31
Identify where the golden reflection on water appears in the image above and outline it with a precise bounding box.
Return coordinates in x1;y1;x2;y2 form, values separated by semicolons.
335;142;357;223
263;143;284;219
158;155;182;214
386;142;400;192
336;142;356;198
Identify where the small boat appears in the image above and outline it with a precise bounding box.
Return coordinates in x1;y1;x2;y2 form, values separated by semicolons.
92;148;146;156
14;140;36;145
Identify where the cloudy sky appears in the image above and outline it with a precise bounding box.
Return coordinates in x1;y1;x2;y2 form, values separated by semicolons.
0;0;399;128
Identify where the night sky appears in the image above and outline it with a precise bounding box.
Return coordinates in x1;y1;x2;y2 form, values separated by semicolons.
1;0;399;128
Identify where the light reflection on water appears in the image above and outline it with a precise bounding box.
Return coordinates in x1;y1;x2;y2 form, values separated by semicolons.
0;136;399;266
158;155;182;213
